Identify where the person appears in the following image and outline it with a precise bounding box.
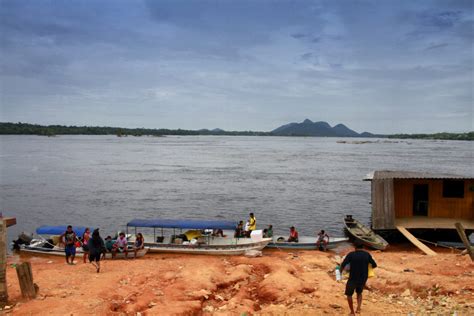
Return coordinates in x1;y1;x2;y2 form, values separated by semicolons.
288;226;299;242
340;243;378;316
212;229;225;237
248;213;256;231
234;221;244;238
133;233;144;259
60;225;77;265
102;236;114;259
246;212;256;237
316;229;329;251
104;236;114;252
244;221;250;237
112;232;128;259
266;225;273;238
88;229;104;273
82;227;91;263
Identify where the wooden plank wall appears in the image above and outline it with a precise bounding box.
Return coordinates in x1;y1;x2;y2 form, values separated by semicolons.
394;179;474;219
372;179;395;229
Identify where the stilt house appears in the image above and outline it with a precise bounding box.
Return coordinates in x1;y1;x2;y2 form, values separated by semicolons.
365;171;474;231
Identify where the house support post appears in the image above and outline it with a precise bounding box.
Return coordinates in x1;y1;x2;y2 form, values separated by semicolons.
455;222;474;261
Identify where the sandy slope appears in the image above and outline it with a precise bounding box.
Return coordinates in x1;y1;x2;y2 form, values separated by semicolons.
3;244;474;315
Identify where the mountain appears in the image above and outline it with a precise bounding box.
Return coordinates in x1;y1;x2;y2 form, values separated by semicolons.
271;119;375;137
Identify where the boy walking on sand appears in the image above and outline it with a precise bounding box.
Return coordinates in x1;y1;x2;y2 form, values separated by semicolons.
340;243;377;315
60;225;77;265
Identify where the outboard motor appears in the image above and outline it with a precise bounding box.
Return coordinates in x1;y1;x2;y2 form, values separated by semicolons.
12;232;33;250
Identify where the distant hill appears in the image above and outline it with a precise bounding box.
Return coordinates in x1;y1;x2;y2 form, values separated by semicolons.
271;119;380;137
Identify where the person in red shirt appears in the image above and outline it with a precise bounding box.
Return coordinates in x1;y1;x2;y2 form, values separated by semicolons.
287;226;299;242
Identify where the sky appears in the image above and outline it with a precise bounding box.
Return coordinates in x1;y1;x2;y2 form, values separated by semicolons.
0;0;473;134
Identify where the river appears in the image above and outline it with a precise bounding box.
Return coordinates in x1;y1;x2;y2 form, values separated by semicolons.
1;135;472;241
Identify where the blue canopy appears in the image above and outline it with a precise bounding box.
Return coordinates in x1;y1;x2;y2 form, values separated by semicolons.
127;219;236;230
36;226;92;236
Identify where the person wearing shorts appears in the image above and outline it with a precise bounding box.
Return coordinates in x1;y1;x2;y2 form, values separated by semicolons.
340;243;377;316
82;227;91;263
60;225;77;265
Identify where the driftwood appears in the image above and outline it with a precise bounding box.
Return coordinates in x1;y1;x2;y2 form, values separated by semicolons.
15;262;38;299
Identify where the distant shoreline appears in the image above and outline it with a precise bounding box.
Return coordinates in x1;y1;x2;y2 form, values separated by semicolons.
0;122;472;141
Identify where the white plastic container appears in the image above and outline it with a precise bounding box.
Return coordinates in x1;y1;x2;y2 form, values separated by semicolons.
335;268;341;281
250;230;263;242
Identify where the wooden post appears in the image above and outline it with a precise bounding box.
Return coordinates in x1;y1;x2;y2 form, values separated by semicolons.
0;220;7;307
455;222;474;261
15;262;38;299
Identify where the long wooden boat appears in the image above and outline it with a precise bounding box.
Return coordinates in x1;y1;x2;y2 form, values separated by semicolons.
127;219;272;255
266;236;349;250
19;242;148;259
14;225;148;259
343;216;389;250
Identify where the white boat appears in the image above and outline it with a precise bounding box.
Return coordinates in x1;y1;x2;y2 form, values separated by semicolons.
266;236;349;250
126;219;272;255
15;225;148;259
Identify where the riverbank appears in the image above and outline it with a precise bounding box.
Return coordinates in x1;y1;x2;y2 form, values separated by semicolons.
3;244;474;315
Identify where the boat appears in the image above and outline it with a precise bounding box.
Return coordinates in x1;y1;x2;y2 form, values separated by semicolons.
266;235;349;250
126;219;272;255
343;215;389;250
14;225;149;259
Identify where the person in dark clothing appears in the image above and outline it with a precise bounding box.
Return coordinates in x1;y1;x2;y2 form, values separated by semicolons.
234;221;244;238
88;229;105;273
340;243;377;315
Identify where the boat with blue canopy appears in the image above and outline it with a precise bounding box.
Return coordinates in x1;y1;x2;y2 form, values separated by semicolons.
36;225;91;236
126;218;272;255
13;225;148;259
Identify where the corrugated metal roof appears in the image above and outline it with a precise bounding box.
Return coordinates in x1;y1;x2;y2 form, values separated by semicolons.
364;170;473;181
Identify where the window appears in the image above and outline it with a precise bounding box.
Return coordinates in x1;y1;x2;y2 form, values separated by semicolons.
442;180;464;198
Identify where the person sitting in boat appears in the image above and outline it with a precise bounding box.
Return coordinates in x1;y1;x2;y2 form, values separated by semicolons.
101;236;114;259
316;230;330;251
184;230;202;241
104;236;114;252
133;233;144;259
234;221;244;238
288;226;299;242
112;232;128;259
212;229;225;237
266;225;273;238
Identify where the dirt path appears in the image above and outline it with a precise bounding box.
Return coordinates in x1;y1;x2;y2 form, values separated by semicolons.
3;244;474;315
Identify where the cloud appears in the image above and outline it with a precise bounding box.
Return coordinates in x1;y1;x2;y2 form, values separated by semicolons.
425;43;449;50
291;33;307;39
0;0;472;133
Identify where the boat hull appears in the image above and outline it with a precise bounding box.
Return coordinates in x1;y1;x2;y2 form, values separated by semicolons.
266;236;349;250
19;245;148;259
144;238;271;255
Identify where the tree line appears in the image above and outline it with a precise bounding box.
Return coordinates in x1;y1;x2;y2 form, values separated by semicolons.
388;132;473;141
0;122;472;140
0;122;270;137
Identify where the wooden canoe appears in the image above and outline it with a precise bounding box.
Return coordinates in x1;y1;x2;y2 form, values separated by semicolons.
343;216;389;250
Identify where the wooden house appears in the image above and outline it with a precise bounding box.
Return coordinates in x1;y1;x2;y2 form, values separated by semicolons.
365;170;474;232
